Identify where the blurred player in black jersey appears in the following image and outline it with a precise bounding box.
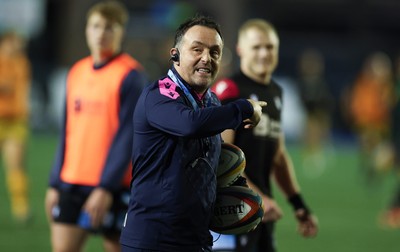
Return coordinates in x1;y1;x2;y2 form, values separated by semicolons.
212;19;318;252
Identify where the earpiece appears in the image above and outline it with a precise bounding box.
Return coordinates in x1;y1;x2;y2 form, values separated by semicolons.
171;53;179;62
170;49;180;62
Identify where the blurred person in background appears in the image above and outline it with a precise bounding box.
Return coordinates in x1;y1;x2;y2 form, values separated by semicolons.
296;48;334;178
212;18;318;252
378;54;400;229
44;1;147;251
0;30;31;224
347;51;394;183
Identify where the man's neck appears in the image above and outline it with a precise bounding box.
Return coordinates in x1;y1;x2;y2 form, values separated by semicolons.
92;50;119;65
171;66;208;98
241;68;271;85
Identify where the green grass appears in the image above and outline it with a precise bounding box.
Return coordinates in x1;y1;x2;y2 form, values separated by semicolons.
0;133;103;251
0;133;398;251
274;144;399;252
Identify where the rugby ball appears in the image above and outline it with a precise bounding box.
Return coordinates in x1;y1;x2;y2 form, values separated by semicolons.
217;143;246;187
210;185;263;234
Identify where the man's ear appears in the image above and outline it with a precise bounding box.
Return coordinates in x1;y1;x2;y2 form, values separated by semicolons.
170;48;180;64
236;44;242;57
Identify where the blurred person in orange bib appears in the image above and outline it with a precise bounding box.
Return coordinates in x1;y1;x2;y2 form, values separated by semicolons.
44;1;148;251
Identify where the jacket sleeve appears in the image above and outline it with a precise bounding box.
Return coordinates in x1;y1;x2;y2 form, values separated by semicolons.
48;102;66;189
145;83;253;138
99;69;147;191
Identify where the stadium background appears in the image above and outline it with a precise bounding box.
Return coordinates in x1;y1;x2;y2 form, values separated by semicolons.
1;0;400;251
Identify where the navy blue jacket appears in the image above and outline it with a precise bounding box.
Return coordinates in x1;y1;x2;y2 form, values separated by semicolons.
120;69;254;251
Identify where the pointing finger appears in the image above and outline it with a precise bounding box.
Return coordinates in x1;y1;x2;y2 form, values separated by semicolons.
258;101;267;107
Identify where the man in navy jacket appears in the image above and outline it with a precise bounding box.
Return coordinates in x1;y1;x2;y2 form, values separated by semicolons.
120;15;266;252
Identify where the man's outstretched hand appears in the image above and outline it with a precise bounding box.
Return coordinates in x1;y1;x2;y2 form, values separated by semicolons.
243;99;267;129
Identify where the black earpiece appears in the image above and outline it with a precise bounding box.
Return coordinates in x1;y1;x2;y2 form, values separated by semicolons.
170;50;180;62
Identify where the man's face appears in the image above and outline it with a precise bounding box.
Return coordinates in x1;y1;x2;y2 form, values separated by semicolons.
238;27;279;81
175;25;223;93
86;12;123;55
0;34;25;56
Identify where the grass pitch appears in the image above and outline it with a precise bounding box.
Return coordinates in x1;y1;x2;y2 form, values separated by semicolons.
0;133;398;251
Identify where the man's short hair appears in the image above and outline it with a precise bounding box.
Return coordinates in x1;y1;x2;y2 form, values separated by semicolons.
173;14;223;47
238;18;279;40
87;0;129;27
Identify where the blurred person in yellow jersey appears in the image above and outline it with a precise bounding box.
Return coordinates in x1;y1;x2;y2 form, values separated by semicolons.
348;52;395;182
0;30;32;224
